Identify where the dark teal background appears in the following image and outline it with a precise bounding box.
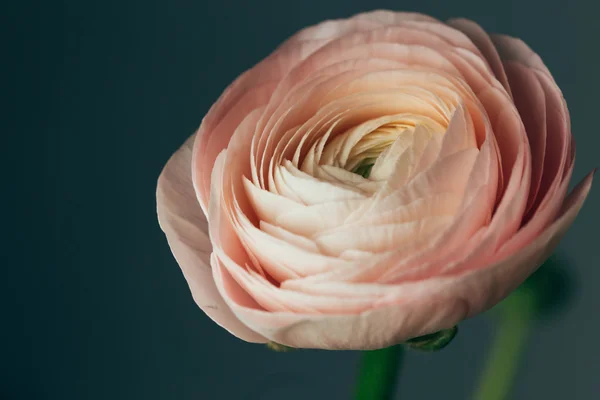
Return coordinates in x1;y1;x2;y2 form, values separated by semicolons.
4;0;599;399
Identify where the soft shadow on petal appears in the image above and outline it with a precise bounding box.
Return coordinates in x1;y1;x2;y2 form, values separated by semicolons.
503;62;547;214
447;18;512;97
491;34;556;84
157;136;266;342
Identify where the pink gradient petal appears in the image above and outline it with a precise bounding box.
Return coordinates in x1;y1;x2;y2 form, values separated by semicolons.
447;18;512;97
286;10;440;45
491;35;556;84
352;10;440;25
503;62;547;214
494;38;571;220
157;136;266;343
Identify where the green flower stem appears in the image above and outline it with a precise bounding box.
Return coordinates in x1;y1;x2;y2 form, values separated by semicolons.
355;345;404;400
473;288;537;400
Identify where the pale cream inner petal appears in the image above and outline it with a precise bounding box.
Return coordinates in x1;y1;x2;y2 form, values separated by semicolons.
232;67;490;295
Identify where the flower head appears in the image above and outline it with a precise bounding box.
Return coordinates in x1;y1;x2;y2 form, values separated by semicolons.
157;11;594;350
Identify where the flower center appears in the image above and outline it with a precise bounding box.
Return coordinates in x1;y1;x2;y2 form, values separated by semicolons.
349;122;414;178
315;114;445;183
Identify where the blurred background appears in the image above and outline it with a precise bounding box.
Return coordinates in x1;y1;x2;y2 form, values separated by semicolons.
4;0;598;399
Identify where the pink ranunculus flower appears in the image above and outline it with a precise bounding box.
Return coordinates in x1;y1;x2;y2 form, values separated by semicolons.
157;10;594;350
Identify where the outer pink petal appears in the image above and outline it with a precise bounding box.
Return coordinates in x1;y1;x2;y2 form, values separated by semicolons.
503;62;547;213
352;10;440;24
282;10;439;45
157;136;266;343
447;18;512;97
492;36;572;218
491;34;556;84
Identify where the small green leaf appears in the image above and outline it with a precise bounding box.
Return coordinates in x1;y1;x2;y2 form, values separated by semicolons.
266;342;295;352
405;326;458;352
352;163;375;178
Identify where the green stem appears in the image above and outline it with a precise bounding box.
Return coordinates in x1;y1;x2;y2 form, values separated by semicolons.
355;345;404;400
472;289;537;400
